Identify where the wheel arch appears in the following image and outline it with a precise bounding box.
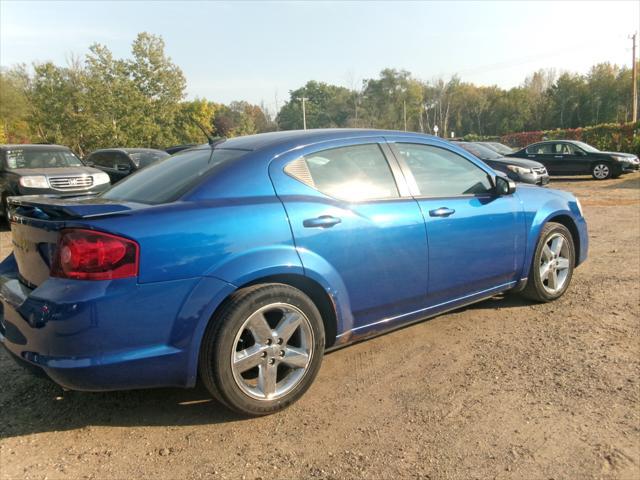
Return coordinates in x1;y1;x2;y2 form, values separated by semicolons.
241;274;338;349
543;214;581;266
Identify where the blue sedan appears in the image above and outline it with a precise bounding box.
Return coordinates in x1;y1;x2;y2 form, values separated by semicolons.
0;129;588;415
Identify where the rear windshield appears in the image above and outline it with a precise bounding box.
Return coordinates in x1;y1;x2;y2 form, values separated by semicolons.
101;146;250;204
129;150;170;168
4;148;83;169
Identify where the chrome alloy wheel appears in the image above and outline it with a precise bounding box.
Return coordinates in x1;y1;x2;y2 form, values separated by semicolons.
593;164;610;179
539;232;571;294
231;303;314;401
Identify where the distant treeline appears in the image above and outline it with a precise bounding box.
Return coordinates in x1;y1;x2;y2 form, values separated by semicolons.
0;32;638;154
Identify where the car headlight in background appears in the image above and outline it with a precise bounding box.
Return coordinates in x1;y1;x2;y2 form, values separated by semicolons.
92;172;110;185
19;175;49;188
506;165;533;175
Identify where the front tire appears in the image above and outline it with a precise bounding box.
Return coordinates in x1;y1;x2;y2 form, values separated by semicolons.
521;222;575;302
199;284;325;416
591;163;612;180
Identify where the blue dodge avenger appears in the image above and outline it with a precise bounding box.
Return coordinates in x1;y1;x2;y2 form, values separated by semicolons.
0;129;587;416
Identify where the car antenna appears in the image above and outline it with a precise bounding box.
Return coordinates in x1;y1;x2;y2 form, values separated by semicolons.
193;119;225;146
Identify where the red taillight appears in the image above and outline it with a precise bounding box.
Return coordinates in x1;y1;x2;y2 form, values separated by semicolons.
51;229;139;280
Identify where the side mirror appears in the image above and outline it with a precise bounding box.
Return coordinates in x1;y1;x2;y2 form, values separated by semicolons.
574;150;585;156
495;175;516;195
116;163;131;172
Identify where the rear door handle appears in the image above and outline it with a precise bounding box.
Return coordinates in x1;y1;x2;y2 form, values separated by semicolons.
554;155;563;159
303;215;342;228
429;207;455;218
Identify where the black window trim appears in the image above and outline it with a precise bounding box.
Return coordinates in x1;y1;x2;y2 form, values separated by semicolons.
387;141;498;200
283;141;412;203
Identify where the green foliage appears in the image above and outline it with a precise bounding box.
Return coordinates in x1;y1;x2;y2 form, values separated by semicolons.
277;62;639;138
0;66;31;143
1;31;637;151
277;81;353;130
0;33;273;154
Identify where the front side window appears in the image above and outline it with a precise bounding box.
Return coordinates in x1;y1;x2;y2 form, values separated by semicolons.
4;148;83;169
286;144;399;201
91;153;115;168
396;143;493;197
526;143;553;154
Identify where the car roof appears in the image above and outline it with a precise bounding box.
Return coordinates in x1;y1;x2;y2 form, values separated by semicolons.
217;128;440;152
530;140;578;145
89;148;168;155
0;144;71;151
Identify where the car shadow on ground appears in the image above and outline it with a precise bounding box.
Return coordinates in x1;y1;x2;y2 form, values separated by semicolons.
604;175;640;190
0;293;534;439
0;378;247;440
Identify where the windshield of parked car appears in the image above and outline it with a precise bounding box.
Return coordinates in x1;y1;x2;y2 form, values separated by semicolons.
129;150;170;168
572;141;599;153
485;142;514;155
101;146;250;204
4;148;83;169
457;142;503;160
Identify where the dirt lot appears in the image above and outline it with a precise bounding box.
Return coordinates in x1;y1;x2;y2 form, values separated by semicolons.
0;175;639;480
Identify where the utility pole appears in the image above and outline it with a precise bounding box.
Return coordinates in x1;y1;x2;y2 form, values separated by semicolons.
632;32;638;122
403;100;407;131
300;97;309;130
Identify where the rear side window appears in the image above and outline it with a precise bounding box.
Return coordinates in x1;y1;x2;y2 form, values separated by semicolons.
285;144;399;201
396;143;493;197
526;143;552;154
102;147;249;204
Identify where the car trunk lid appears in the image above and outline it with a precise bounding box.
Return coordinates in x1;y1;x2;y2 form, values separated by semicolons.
8;196;144;287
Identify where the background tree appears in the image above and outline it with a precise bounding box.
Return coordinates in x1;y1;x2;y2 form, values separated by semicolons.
0;66;31;143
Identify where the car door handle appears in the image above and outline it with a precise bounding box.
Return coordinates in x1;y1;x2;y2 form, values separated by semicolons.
429;207;455;218
554;155;563;159
303;215;342;228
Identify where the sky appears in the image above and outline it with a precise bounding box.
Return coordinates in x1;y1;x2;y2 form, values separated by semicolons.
1;0;638;114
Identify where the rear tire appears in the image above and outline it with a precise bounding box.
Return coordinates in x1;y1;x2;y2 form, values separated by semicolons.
591;163;611;180
521;222;575;303
199;284;325;416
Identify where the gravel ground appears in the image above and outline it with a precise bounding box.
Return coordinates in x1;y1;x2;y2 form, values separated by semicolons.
0;175;639;480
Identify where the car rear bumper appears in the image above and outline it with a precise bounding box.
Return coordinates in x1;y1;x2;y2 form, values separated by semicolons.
0;254;234;391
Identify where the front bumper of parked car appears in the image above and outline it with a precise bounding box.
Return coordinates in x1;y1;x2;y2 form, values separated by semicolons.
17;182;110;196
620;162;639;173
0;254;234;391
510;170;549;186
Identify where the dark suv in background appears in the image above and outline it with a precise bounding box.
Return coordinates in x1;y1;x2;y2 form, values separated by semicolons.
85;148;169;183
508;140;640;180
0;144;110;219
